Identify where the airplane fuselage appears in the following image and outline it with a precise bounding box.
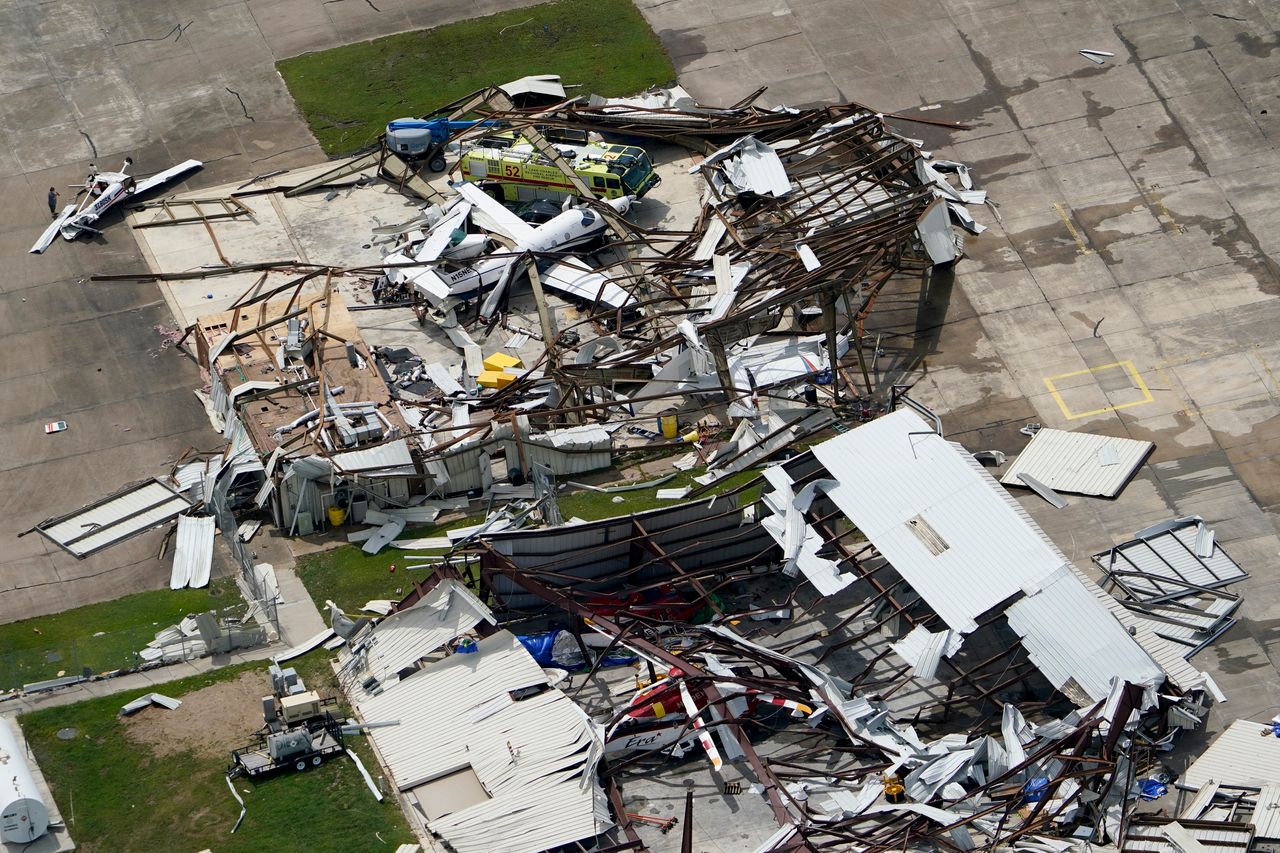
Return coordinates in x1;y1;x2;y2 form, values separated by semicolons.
61;179;130;240
400;195;634;308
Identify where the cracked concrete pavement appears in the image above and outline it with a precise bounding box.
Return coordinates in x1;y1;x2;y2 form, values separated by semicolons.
4;0;1280;751
0;0;545;622
634;0;1280;736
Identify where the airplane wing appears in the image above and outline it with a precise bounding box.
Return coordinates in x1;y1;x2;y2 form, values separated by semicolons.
30;205;75;253
409;268;452;305
382;250;413;284
133;159;202;196
415;202;472;263
452;181;537;245
543;259;636;311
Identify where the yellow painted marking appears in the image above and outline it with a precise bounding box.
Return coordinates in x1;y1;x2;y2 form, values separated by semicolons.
1042;360;1153;419
1052;202;1095;255
652;701;666;718
1253;344;1280;398
1144;183;1183;233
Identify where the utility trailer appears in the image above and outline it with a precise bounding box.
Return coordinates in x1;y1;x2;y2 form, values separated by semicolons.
229;714;346;778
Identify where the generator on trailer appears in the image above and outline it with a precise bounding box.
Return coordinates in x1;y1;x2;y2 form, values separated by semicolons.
228;663;346;779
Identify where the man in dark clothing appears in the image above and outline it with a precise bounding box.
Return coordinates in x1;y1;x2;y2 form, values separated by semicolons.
47;187;59;218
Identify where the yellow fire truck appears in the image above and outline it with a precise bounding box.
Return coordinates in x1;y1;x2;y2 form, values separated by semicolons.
459;138;660;202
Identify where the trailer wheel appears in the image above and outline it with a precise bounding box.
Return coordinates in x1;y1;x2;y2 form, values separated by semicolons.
312;755;323;766
428;155;447;173
295;759;307;771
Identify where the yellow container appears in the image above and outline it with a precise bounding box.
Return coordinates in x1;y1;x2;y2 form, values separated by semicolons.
681;429;701;444
327;506;347;528
483;352;522;372
478;370;517;389
658;414;678;439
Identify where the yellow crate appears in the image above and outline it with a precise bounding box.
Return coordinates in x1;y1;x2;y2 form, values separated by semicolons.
482;352;522;372
477;370;516;389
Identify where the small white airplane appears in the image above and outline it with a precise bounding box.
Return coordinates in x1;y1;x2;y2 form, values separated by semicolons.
31;157;202;254
383;181;637;320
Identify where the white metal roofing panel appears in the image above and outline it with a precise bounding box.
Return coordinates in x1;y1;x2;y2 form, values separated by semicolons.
1126;821;1254;853
170;515;215;589
357;631;550;787
173;462;205;492
39;479;190;557
890;625;962;679
424;361;465;397
499;74;567;99
356;631;610;853
1251;784;1280;838
1181;720;1280;791
1005;566;1164;703
812;410;1067;633
1180;781;1220;819
1095;522;1247;596
542;424;612;449
1000;428;1152;497
330;439;416;476
954;445;1202;692
347;580;493;692
694;136;792;197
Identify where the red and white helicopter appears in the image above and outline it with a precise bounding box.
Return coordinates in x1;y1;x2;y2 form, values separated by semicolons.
30;157;202;254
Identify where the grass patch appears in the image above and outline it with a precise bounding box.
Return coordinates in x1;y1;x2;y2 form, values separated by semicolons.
556;467;763;519
21;652;412;853
296;515;485;614
0;579;240;691
277;0;676;155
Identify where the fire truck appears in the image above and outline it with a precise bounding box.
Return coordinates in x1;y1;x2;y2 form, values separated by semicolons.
459;136;660;203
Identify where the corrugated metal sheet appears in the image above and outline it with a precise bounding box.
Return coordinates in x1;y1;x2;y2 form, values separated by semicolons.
1125;820;1254;853
695;136;791;197
173;462;205;494
436;444;489;495
356;631;611;853
483;495;773;609
954;445;1203;691
1251;784;1280;838
812;415;1164;702
1000;428;1153;497
1181;782;1220;819
812;410;1066;634
331;439;416;476
890;625;962;680
1126;593;1238;658
1095;521;1247;598
497;423;613;477
342;580;493;693
1181;720;1280;791
759;467;853;596
38;479;192;558
170;515;216;589
1005;566;1164;703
